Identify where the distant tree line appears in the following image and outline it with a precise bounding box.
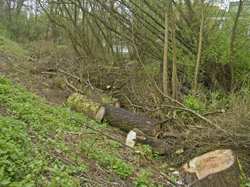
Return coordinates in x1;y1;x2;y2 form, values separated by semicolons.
1;0;250;101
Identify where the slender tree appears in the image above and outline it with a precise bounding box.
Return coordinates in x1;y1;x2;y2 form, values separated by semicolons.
193;0;204;96
163;0;169;100
170;0;178;101
230;0;243;91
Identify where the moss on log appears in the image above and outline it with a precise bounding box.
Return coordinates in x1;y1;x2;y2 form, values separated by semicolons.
181;149;246;187
67;93;102;120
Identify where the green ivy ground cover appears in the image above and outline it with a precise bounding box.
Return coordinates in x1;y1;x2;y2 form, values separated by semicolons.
0;75;134;186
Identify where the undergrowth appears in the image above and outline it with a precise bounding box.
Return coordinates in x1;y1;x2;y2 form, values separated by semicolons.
0;75;135;186
0;35;29;61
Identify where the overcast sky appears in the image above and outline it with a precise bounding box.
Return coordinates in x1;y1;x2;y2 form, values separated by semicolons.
214;0;239;10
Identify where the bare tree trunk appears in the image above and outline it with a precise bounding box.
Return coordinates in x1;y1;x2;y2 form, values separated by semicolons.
230;0;243;91
15;0;25;17
170;0;178;101
163;0;169;101
193;0;204;96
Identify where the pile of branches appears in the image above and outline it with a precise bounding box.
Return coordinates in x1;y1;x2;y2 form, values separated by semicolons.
36;45;250;176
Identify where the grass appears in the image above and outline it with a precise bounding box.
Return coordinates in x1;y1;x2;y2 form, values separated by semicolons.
0;75;135;186
0;35;29;61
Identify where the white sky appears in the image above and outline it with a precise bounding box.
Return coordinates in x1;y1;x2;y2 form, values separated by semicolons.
213;0;240;10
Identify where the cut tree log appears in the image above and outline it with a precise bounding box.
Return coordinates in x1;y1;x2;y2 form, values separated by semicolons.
96;104;161;137
181;149;246;187
67;93;104;120
126;128;169;155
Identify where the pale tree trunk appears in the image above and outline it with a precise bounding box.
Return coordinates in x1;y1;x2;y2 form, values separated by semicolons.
193;0;204;96
163;0;169;101
170;0;178;101
15;0;25;17
60;0;87;56
230;0;243;91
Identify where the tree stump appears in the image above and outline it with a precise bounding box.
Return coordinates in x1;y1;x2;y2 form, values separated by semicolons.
67;93;103;120
181;149;246;187
96;104;161;137
126;128;169;155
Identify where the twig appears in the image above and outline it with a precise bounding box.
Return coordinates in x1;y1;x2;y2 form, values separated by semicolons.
160;117;173;124
70;117;135;151
87;71;94;90
160;171;181;187
64;76;83;94
41;72;57;75
57;68;80;80
57;68;89;85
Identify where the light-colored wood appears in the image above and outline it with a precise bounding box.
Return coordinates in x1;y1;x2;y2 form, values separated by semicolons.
126;128;169;155
181;149;246;187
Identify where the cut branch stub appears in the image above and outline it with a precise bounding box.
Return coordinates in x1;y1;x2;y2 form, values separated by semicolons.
96;104;161;137
126;128;169;155
181;149;246;187
67;93;103;120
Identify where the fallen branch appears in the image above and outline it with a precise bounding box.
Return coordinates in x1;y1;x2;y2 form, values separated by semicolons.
41;72;57;75
70;117;134;151
160;171;181;187
64;76;83;94
142;103;226;133
58;68;80;81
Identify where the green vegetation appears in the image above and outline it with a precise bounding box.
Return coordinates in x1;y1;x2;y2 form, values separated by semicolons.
0;75;135;186
56;45;68;49
133;169;159;187
1;0;250;184
0;35;29;61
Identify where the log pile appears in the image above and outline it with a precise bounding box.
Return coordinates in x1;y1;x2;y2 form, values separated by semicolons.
67;92;168;154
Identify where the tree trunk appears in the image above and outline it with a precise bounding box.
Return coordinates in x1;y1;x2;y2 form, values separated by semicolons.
170;0;178;101
126;128;169;155
230;0;243;91
163;0;169;102
181;149;246;187
193;0;204;96
15;0;25;17
96;104;161;137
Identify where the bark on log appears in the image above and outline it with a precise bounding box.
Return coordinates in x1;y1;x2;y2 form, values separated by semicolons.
181;149;246;187
96;104;161;137
67;93;104;120
126;128;169;155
